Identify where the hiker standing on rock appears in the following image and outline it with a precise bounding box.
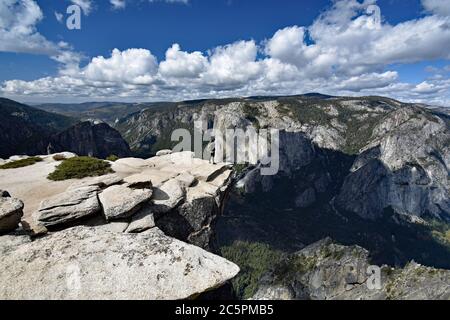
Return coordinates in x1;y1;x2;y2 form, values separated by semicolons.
208;137;216;164
46;142;55;155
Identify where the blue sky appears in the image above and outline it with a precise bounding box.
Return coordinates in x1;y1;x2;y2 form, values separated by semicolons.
1;0;450;105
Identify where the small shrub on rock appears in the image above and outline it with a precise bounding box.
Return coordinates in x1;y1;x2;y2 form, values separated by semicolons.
47;156;114;181
106;155;119;162
0;157;43;169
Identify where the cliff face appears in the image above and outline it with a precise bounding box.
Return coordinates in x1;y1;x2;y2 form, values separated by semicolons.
50;121;132;159
0;98;76;158
0;98;132;160
336;106;450;221
252;238;450;300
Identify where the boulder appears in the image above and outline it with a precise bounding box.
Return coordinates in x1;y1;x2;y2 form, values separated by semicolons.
36;186;101;228
0;226;240;300
156;149;172;156
152;179;186;214
43;152;77;161
175;173;197;188
99;185;152;220
126;206;155;233
0;197;24;234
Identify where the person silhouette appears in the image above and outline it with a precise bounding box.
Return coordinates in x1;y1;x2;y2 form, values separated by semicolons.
46;142;55;155
208;137;216;164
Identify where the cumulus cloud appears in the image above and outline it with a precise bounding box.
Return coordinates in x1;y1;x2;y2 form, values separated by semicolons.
0;0;80;69
2;0;450;106
203;41;262;87
159;44;207;79
422;0;450;16
0;0;60;55
83;48;158;85
337;71;399;91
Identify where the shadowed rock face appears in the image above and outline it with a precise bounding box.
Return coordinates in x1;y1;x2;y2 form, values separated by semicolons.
51;122;131;159
0;226;239;300
0;98;132;159
336;107;450;221
0;98;76;158
252;238;450;300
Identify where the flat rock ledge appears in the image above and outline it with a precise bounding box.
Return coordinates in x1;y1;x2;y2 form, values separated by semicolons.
0;151;237;300
36;186;101;227
0;226;239;300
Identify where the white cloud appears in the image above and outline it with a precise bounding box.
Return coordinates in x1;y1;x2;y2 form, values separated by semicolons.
0;0;80;69
83;48;158;85
422;0;450;16
110;0;126;10
0;0;59;55
337;71;399;91
202;41;262;87
159;44;207;79
2;0;450;106
265;26;309;68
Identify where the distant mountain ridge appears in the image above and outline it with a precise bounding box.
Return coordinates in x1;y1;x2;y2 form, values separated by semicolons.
0;98;130;159
0;98;77;158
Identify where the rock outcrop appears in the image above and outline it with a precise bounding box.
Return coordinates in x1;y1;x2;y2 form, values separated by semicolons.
36;186;101;227
336;107;450;221
100;185;153;220
0;151;238;300
125;206;155;233
0;192;24;234
252;238;450;300
0;226;239;300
